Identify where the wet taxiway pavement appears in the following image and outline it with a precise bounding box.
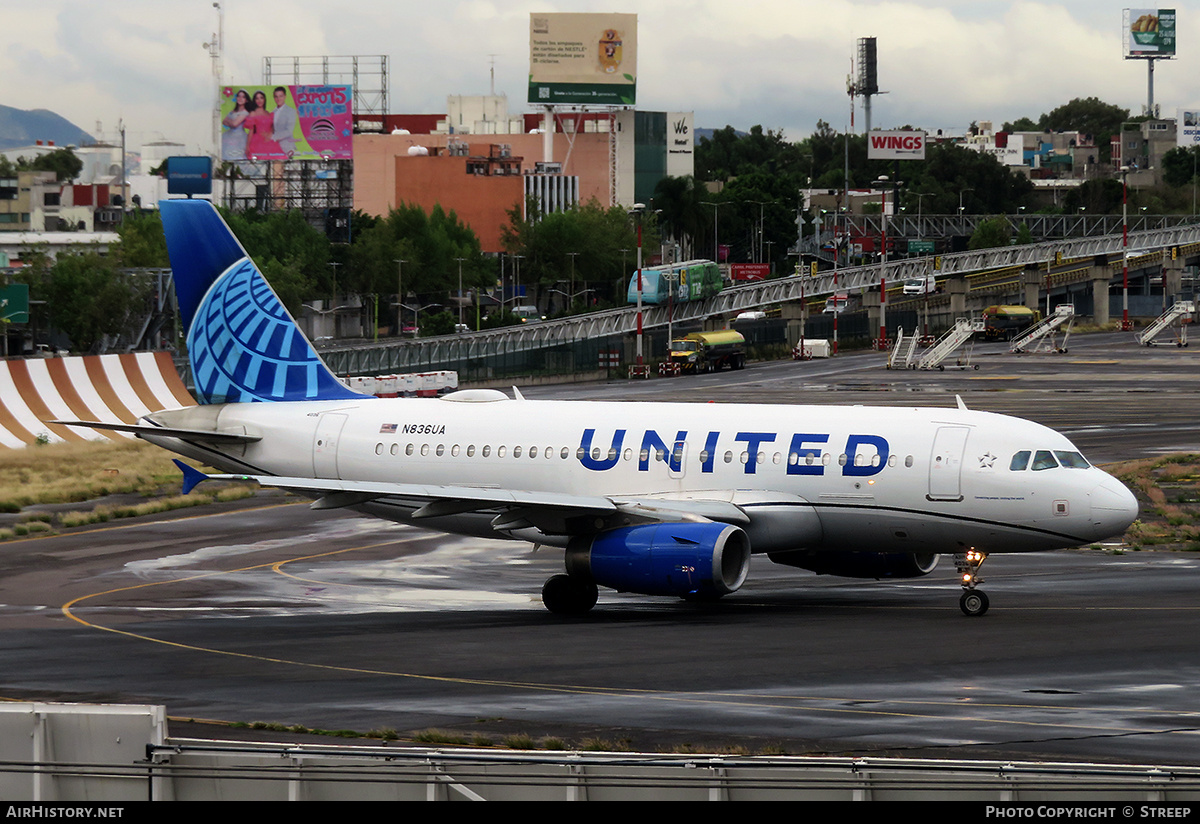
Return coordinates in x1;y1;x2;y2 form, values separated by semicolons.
2;331;1199;762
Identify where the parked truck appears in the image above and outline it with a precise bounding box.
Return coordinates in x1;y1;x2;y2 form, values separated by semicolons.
982;305;1041;341
668;330;746;373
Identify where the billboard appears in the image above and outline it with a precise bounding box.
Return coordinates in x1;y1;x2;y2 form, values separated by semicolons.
867;130;927;160
528;13;637;106
219;85;353;162
166;156;213;196
1125;9;1176;58
1179;109;1200;147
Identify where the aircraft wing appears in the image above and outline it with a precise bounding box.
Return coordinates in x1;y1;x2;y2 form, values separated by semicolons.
196;468;750;533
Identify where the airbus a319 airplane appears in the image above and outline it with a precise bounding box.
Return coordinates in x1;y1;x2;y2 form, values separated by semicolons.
60;199;1139;616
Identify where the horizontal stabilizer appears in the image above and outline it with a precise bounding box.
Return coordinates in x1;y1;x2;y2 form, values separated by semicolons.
49;420;261;445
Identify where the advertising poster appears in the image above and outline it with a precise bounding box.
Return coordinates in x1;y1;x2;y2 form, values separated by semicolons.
1179;109;1200;147
1125;9;1176;57
219;85;353;162
529;13;637;106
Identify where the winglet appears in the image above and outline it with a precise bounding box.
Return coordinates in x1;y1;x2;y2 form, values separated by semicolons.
174;459;209;495
512;386;526;401
956;394;968;411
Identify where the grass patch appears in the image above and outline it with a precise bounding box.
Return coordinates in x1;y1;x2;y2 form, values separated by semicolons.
0;438;258;540
1108;453;1200;551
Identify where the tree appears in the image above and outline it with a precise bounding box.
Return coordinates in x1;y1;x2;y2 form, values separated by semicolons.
35;253;150;351
502;199;640;305
24;147;83;182
968;217;1012;250
114;210;169;267
1162;146;1200;188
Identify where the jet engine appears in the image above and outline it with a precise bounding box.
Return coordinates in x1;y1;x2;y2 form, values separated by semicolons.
566;522;751;597
768;550;938;579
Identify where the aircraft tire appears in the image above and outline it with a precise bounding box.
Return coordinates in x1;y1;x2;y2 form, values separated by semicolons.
959;590;989;617
542;574;598;615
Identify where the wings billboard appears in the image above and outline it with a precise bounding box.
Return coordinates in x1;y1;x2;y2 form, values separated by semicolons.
528;13;637;106
219;85;354;162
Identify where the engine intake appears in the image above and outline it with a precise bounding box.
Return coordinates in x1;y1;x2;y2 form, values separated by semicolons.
566;522;751;597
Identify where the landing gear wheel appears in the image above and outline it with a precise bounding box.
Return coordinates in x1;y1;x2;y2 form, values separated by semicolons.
541;574;598;615
959;590;990;617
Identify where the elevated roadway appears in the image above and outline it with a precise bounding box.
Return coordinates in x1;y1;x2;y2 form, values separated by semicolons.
321;223;1200;376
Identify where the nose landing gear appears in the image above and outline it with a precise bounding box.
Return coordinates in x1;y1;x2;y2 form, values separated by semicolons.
954;549;989;616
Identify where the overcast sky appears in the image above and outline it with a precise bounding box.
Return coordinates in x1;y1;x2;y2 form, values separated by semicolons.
2;1;1196;154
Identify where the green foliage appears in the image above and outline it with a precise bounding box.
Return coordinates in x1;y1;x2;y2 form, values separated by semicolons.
114;210;169;267
31;252;150;351
24;148;84;182
1064;178;1125;214
968;217;1012;250
221;208;329;311
1162;147;1200;189
419;310;457;337
501;199;640;304
348;202;488;308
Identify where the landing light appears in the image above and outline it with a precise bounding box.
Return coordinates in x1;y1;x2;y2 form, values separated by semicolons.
961;573;974;584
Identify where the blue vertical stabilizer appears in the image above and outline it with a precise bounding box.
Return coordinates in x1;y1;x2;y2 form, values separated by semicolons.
160;198;367;405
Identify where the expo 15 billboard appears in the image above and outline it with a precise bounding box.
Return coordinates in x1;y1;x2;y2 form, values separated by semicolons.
528;13;637;106
220;85;353;162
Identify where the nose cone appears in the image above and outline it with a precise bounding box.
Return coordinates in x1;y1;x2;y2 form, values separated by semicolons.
1090;474;1139;541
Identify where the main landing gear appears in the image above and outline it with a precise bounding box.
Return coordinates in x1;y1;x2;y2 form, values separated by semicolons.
954;549;989;616
541;574;598;615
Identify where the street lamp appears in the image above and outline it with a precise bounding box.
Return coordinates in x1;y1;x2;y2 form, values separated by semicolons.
1121;166;1132;331
876;175;890;351
629;203;648;376
393;259;409;335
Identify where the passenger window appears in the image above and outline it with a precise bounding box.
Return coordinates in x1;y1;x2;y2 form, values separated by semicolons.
561;447;570;459
482;445;491;457
701;450;711;464
467;445;475;457
513;446;522;458
499;446;508;458
452;445;460;457
1031;450;1058;471
1054;450;1089;468
375;443;383;455
436;444;445;457
420;444;429;457
1010;450;1031;471
724;451;733;463
905;455;913;468
405;444;414;457
391;443;399;456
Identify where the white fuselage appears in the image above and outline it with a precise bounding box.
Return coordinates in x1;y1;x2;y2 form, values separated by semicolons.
147;396;1138;557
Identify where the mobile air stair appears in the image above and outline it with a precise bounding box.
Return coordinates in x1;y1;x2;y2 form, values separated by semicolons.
1010;304;1075;354
1137;300;1194;347
909;318;984;371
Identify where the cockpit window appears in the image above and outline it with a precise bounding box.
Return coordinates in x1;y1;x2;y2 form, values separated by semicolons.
1010;450;1031;471
1031;450;1058;471
1054;450;1090;469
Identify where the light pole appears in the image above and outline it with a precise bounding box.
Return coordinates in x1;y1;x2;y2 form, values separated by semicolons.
877;175;889;351
702;201;724;266
393;259;408;335
1121;166;1132;331
629;203;647;376
454;257;466;329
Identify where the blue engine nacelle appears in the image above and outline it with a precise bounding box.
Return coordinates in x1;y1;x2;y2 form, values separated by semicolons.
768;550;939;579
566;522;751;597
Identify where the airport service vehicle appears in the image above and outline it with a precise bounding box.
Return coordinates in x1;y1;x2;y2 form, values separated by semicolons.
57;200;1138;618
983;305;1041;341
902;273;937;296
627;260;722;306
668;330;746;373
